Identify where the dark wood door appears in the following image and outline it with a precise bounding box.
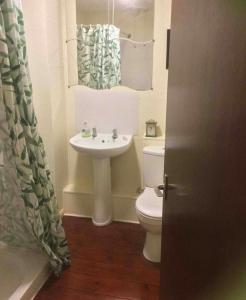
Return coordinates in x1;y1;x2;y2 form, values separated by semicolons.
160;1;246;300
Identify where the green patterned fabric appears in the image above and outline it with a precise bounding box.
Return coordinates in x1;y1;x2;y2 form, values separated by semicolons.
0;0;70;275
77;24;121;89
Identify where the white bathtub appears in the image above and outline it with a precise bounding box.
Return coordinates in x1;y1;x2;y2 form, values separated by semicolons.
0;242;50;300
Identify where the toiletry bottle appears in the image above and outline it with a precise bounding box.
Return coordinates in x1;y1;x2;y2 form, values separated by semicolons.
81;122;91;137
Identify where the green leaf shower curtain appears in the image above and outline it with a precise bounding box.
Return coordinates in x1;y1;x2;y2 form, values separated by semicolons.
77;24;121;89
0;0;70;274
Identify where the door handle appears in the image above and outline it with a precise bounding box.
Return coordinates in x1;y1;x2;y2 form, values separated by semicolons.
154;175;175;199
166;29;171;69
161;174;175;200
154;183;175;199
157;184;175;190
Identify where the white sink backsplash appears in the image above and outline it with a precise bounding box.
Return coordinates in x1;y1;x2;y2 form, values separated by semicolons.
74;87;139;135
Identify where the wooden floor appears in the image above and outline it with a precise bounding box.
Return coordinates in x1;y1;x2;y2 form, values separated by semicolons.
35;216;160;300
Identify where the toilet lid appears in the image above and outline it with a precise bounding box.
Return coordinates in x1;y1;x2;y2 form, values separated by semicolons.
136;187;163;219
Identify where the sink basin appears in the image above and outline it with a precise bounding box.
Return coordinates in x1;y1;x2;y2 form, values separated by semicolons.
69;132;133;226
69;133;132;158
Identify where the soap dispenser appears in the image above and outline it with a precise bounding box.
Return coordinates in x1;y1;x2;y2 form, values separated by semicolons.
81;122;91;137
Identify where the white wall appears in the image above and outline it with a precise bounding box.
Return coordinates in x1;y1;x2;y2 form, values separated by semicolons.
22;0;68;207
76;7;154;41
73;0;172;137
63;0;172;221
77;7;154;90
21;0;172;221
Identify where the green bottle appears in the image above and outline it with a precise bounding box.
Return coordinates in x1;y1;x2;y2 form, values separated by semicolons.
81;122;91;137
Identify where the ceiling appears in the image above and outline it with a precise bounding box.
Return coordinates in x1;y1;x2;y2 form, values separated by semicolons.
76;0;154;13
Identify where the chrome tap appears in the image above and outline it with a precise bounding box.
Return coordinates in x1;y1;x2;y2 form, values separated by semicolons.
92;127;97;138
112;128;118;139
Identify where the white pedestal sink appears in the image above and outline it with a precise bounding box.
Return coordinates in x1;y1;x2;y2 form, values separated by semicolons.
69;133;132;226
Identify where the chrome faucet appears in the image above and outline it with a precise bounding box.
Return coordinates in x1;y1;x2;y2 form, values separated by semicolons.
112;128;118;139
92;127;97;138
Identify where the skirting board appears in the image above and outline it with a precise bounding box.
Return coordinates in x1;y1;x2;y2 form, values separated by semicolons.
63;184;139;224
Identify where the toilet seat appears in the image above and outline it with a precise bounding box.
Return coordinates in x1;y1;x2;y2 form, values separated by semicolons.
136;187;163;219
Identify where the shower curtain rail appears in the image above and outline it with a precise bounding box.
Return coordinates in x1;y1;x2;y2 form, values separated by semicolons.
118;38;155;45
66;37;155;45
120;31;132;39
67;83;154;90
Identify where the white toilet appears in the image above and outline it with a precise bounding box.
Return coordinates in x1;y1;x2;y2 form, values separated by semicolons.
136;146;164;263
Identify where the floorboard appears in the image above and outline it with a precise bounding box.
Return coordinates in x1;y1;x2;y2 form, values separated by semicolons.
35;216;160;300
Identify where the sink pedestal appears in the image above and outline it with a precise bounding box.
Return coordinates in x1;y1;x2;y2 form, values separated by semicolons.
69;133;133;226
92;158;112;226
